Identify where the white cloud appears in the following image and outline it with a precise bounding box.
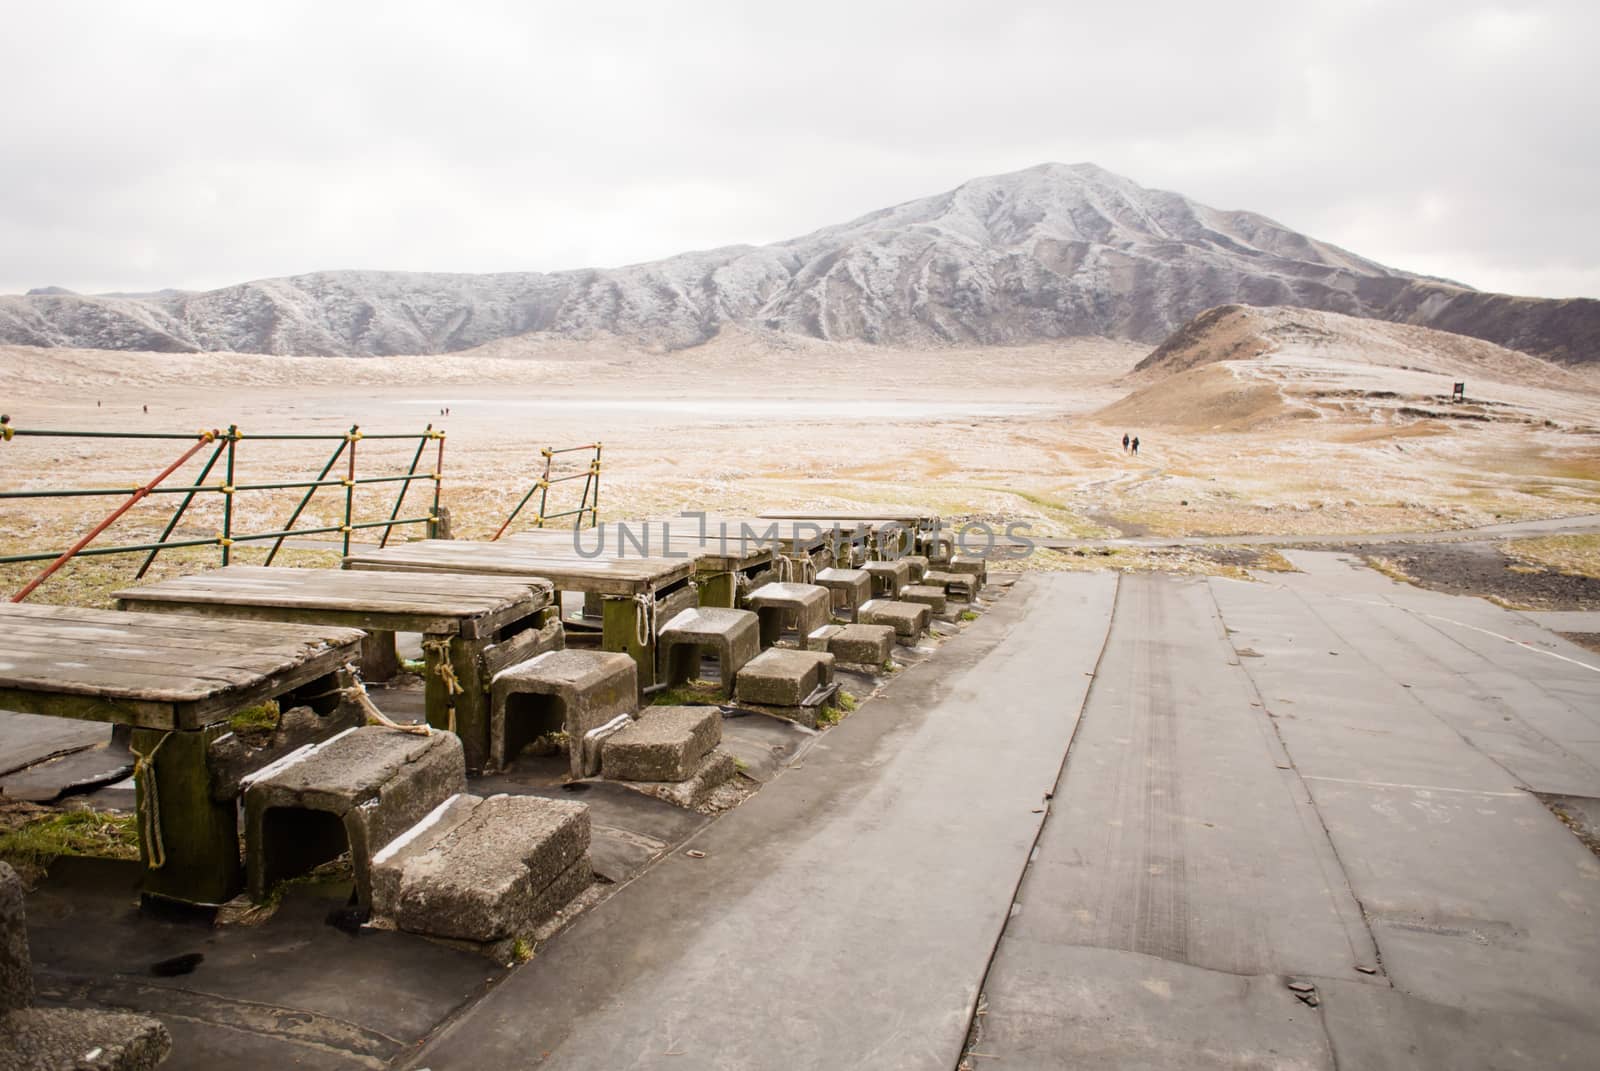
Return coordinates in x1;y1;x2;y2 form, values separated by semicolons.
0;0;1594;298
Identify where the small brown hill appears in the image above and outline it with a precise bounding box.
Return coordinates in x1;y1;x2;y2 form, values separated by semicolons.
1100;304;1598;432
1131;304;1586;385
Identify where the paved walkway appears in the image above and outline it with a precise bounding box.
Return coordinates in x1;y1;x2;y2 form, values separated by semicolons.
978;554;1600;1067
414;573;1118;1069
419;556;1600;1070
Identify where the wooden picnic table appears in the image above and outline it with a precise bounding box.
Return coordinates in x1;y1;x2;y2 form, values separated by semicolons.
113;566;557;772
699;517;870;578
0;602;366;905
759;512;940;559
343;541;695;691
507;523;775;608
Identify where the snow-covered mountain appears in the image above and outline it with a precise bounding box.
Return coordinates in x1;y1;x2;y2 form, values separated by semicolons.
2;163;1595;362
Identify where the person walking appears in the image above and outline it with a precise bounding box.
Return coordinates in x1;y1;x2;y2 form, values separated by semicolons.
1122;432;1130;452
1131;435;1140;455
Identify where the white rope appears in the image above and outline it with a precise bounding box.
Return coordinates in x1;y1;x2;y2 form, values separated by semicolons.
775;556;793;582
340;663;432;735
633;591;654;648
131;731;173;870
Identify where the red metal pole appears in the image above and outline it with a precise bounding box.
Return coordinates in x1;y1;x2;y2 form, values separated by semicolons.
10;432;217;602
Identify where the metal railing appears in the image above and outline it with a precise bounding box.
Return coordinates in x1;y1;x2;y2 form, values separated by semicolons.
0;416;445;601
492;442;601;539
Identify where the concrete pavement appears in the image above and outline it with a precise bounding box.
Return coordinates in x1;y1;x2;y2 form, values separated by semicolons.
978;557;1600;1068
418;555;1599;1069
412;573;1118;1069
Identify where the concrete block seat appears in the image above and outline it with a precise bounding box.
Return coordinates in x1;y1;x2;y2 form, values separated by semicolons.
946;555;989;585
744;582;831;648
601;707;736;808
658;607;761;697
735;648;838;728
899;584;948;615
861;560;911;598
371;793;590;953
244;727;466;908
858;599;932;644
900;555;930;583
490;650;638;778
1;862;172;1070
807;623;897;667
922;569;979;602
812;568;873;620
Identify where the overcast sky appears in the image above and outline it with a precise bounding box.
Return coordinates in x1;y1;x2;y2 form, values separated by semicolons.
1;1;1595;299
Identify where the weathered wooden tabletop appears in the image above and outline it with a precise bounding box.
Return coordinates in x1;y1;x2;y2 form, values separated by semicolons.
114;565;551;639
344;539;693;596
507;523;774;571
699;517;866;554
0;602;365;730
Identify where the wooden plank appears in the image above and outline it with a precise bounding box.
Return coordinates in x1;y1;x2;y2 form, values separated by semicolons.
508;525;773;571
112;565;546;618
0;686;176;730
175;650;355;729
0;622;354;671
0;603;364;653
346;540;692;596
0;632;343;684
116;597;467;638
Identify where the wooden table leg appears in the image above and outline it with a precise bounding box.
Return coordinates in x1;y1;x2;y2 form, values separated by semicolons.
602;595;654;697
423;635;490;773
359;630;400;681
698;571;735;609
132;724;241;907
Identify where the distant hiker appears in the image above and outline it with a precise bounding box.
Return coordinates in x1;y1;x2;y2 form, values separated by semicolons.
1122;432;1130;452
142;404;148;414
1131;436;1140;455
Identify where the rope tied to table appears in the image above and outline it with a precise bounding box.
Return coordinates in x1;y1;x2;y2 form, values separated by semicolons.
130;730;173;870
633;591;654;648
419;638;463;734
775;556;793;583
339;662;432;736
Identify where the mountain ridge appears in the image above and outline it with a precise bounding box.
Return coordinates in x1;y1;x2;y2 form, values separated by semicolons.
2;162;1596;364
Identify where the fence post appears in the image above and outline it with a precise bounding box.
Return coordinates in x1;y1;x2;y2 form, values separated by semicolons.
342;426;360;557
221;425;238;566
428;430;445;538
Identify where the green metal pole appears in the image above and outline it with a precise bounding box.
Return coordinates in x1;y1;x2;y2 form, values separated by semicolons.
222;426;237;566
590;442;602;526
429;431;444;538
135;436;228;578
380;425;430;549
342;427;359;557
263;427;349;565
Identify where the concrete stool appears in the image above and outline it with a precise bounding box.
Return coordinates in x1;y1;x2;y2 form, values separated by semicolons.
371;793;590;956
244;727;466;908
900;584;948;615
813;567;873;620
735;648;838;728
603;706;721;782
658;607;761;697
858;599;931;643
807;623;897;667
745;582;832;648
861;560;911;598
490;650;638;777
901;555;930;583
1;862;173;1070
947;555;989;585
923;569;979;602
